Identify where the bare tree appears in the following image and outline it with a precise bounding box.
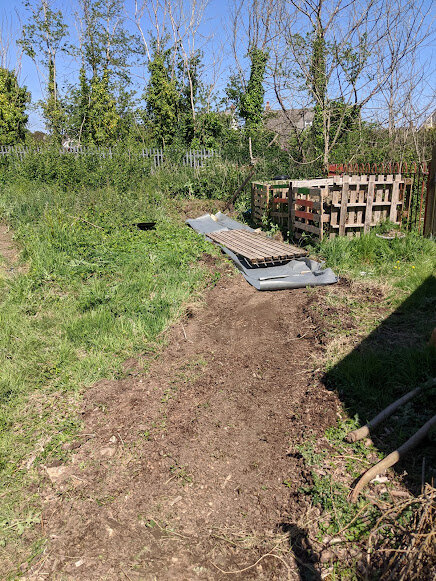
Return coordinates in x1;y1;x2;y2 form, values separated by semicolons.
165;0;210;123
268;0;435;166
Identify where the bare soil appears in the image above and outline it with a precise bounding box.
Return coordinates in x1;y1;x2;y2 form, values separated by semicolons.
0;222;22;275
27;265;342;580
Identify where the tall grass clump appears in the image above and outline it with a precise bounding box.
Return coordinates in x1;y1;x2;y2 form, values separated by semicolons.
316;229;436;299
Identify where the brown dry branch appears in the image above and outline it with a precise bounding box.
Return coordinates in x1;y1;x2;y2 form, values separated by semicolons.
365;484;436;581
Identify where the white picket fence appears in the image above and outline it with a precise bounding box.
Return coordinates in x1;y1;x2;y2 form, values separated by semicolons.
0;145;219;169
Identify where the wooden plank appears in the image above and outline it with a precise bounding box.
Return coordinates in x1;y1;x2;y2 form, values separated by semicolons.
294;198;322;209
332;201;397;208
293;221;322;235
206;229;307;263
348;177;358;236
339;175;350;236
357;178;365;227
330;221;400;229
319;187;324;240
389;175;401;222
373;175;384;224
294;210;317;221
266;184;271;210
235;229;303;254
329;185;340;238
364;176;375;234
288;182;294;239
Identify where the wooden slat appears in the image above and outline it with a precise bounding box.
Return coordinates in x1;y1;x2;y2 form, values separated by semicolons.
206;229;307;264
348;177;358;236
235;229;303;254
390;175;401;222
339;175;350;236
330;220;400;229
364;175;375;234
293;221;322;235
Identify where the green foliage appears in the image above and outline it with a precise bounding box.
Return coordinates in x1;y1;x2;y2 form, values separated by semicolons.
315;228;436;294
0;146;150;192
0;68;30;145
84;70;120;145
73;0;134;82
19;0;67;63
224;72;244;114
144;47;180;146
294;429;381;542
240;48;268;128
41;58;65;141
0;147;246;200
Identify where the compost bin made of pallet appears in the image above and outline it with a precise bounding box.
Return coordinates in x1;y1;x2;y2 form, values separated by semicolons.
251;174;405;240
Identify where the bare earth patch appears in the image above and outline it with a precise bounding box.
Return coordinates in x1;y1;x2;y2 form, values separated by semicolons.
25;270;341;580
0;222;25;276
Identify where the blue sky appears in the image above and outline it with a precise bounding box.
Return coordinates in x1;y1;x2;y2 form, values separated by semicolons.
1;0;435;131
0;0;239;130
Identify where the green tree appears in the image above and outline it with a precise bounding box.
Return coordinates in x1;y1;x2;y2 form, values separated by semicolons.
0;68;30;145
19;0;67;141
63;0;137;144
66;0;136;144
239;48;268;128
144;47;180;146
67;67;119;145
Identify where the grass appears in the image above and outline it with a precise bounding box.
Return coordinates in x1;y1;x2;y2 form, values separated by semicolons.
0;178;222;573
314;227;436;299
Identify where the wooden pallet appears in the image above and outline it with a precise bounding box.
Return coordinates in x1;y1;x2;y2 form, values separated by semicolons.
206;229;307;265
252;175;405;240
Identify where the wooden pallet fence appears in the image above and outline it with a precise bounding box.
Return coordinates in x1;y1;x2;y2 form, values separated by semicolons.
252;179;332;240
329;161;425;232
289;186;326;241
328;174;404;237
251;174;405;240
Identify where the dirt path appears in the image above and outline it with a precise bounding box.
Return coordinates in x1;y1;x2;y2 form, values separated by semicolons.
28;270;339;580
0;222;24;276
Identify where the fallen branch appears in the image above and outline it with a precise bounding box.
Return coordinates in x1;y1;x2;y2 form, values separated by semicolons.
345;378;435;443
212;543;292;579
226;164;257;210
350;414;436;503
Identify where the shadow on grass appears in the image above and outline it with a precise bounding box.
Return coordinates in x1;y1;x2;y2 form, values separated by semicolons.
324;274;436;491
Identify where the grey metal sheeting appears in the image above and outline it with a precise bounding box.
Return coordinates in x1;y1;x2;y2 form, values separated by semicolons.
186;212;338;291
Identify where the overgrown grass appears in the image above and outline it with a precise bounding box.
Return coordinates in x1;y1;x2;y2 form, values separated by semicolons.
0;148;246;200
0;178;222;571
315;228;436;301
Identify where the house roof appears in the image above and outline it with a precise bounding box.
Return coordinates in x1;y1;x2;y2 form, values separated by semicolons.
264;105;314;143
